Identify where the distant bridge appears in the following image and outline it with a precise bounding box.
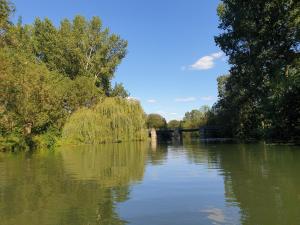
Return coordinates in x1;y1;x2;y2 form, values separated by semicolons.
150;126;223;141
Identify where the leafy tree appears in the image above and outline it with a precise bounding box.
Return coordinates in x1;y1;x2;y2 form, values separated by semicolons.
167;120;181;129
182;106;210;129
0;49;65;149
146;114;167;129
5;16;127;95
0;3;131;150
110;83;129;98
0;0;14;45
214;0;300;141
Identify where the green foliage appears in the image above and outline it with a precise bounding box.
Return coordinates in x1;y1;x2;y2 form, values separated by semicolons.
167;120;181;129
62;76;102;112
62;98;148;144
0;133;27;152
0;5;132;150
110;82;129;98
0;0;14;44
213;0;300;141
182;106;210;129
5;15;127;94
0;48;65;148
0;48;103;150
146;114;167;129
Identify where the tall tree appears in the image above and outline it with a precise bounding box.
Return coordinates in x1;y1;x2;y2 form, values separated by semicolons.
5;16;127;95
214;0;300;140
0;0;14;45
0;6;130;150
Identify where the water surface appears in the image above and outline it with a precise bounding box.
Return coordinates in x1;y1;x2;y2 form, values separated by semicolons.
0;141;299;225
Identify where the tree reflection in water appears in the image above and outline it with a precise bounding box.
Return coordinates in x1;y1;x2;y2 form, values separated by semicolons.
1;142;300;225
184;142;300;225
0;142;148;225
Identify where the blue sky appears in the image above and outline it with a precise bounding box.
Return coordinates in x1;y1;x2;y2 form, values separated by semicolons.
12;0;229;121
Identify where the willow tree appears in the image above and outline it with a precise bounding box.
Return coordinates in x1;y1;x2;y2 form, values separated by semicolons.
62;98;148;144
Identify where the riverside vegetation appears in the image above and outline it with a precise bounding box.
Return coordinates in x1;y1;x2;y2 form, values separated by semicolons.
156;0;300;143
0;0;299;152
0;0;147;151
62;98;148;144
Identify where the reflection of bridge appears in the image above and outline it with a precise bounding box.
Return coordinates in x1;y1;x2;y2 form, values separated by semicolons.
151;126;223;141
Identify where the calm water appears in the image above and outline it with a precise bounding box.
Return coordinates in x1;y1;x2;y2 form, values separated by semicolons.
0;141;300;225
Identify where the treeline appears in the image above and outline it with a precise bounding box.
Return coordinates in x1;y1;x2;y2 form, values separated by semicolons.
146;106;211;130
210;0;300;142
129;0;300;143
145;107;212;140
0;0;147;151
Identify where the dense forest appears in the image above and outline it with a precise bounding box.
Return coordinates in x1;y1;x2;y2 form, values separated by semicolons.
0;0;147;151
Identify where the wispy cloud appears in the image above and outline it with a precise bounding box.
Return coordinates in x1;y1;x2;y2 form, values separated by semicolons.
147;99;157;103
211;52;223;58
174;97;197;102
188;51;224;70
200;96;214;101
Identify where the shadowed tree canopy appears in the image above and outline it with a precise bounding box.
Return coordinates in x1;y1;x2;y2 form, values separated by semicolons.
182;106;210;129
213;0;300;141
146;114;167;129
167;120;181;129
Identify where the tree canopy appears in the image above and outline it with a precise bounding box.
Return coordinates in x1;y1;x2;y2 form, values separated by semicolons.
146;114;167;129
167;120;181;129
182;106;210;129
6;15;127;95
213;0;300;141
0;1;132;150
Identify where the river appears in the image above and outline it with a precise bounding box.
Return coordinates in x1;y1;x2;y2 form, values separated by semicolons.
0;141;299;225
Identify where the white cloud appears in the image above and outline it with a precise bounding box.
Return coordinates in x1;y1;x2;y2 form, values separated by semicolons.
170;112;177;115
126;96;140;101
200;96;214;101
189;51;224;70
211;52;223;58
147;99;157;103
175;97;197;102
